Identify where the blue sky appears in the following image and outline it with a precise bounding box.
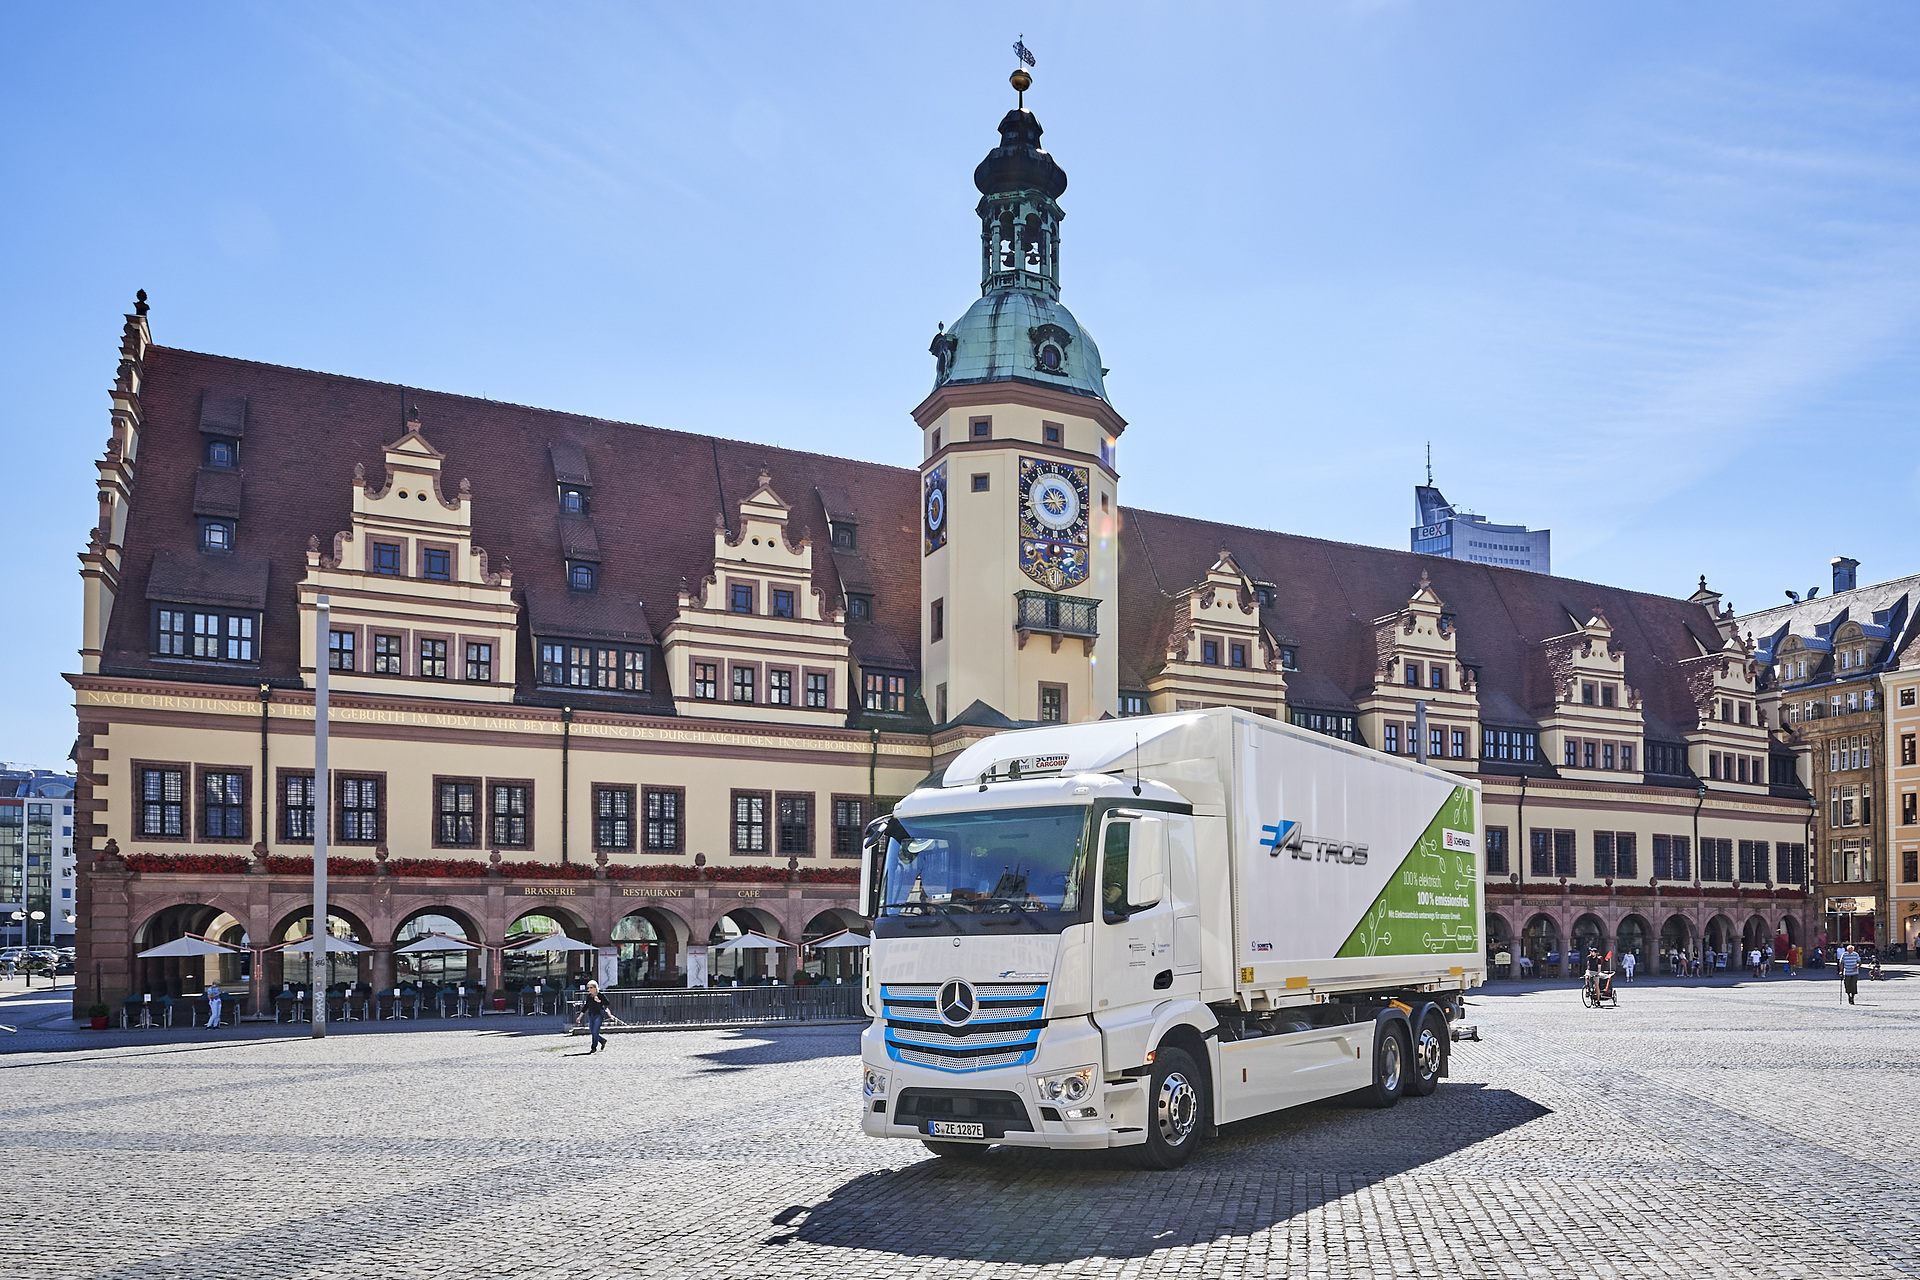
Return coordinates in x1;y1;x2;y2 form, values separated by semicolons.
4;3;1919;766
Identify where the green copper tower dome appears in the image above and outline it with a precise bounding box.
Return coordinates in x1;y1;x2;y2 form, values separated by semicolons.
929;106;1110;403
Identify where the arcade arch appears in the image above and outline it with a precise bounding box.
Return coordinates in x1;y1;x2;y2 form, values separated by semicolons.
504;907;593;987
802;908;868;982
393;908;482;986
273;907;371;989
1520;913;1558;978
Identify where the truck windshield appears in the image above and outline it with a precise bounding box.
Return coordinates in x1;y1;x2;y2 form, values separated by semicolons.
878;805;1089;922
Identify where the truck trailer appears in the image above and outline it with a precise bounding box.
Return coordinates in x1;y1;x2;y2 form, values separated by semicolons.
857;706;1485;1168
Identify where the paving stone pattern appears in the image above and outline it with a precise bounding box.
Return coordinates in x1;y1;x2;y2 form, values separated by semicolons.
2;970;1916;1279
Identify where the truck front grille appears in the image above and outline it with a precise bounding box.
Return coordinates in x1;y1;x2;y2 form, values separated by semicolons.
879;982;1048;1074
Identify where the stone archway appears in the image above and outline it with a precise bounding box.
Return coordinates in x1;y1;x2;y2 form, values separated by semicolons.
1520;913;1558;979
1705;914;1736;965
392;907;484;988
614;905;689;986
801;908;868;983
1616;914;1650;975
130;900;251;999
1570;913;1608;963
1484;912;1514;977
270;904;373;992
1659;913;1694;975
1742;914;1772;957
504;905;595;989
708;906;785;985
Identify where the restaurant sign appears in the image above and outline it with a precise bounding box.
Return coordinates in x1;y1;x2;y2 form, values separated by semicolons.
1826;896;1876;914
621;887;687;898
519;886;576;897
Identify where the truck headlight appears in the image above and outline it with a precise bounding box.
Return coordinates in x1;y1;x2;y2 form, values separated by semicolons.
1034;1066;1097;1103
862;1067;888;1098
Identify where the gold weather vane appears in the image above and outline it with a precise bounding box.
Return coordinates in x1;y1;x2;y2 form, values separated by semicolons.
1011;37;1035;107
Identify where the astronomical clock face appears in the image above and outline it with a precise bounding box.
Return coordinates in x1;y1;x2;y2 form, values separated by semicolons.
1018;456;1091;590
923;464;947;556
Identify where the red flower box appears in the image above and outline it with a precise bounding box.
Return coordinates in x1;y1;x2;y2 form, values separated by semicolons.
124;853;250;874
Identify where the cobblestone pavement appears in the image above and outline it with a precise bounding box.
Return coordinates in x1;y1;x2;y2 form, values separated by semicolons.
3;968;1915;1279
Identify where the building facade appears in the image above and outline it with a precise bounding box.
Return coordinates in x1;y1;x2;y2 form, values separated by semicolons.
1743;560;1920;954
1410;483;1551;574
69;83;1813;1016
0;768;77;946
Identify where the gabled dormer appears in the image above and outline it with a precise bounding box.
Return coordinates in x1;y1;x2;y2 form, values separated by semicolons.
1676;626;1769;789
298;409;518;701
662;469;850;725
1147;549;1287;719
1358;571;1482;770
1537;607;1647;778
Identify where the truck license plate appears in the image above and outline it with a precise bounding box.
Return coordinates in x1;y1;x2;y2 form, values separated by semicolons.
929;1121;985;1138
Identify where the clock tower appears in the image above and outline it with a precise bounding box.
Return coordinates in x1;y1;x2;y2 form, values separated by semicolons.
915;76;1124;727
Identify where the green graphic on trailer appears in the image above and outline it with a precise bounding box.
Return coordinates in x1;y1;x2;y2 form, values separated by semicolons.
1337;786;1479;957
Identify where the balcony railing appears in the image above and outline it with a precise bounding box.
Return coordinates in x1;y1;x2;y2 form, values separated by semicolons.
1014;591;1099;652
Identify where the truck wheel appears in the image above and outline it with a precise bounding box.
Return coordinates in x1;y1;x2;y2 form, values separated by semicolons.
1361;1021;1408;1109
1408;1011;1446;1097
1131;1046;1205;1170
921;1140;992;1161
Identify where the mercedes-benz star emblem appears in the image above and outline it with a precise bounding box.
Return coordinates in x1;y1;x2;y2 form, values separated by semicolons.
938;978;976;1026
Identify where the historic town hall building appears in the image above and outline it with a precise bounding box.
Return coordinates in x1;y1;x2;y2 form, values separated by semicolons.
70;86;1815;1015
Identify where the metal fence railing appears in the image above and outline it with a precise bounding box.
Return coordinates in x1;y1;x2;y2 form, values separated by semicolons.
578;984;866;1029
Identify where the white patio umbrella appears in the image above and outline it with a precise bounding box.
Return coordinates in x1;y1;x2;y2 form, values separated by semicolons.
713;931;792;950
393;933;478;954
807;930;871;950
279;935;371;954
136;934;240;959
506;933;599;953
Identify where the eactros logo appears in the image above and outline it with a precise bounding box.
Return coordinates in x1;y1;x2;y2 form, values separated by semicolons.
1260;820;1368;866
937;978;977;1025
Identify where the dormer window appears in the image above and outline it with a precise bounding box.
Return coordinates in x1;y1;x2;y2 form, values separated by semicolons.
371;542;402;576
1430;666;1447;691
1404;663;1420;688
831;522;856;551
1254;586;1277;607
1201;639;1220;666
1581;682;1596;705
1037;343;1064;373
568;561;597;593
201;520;234;553
205;437;238;468
1279;646;1298;671
847;594;872;624
560;486;589;516
1601;685;1616;708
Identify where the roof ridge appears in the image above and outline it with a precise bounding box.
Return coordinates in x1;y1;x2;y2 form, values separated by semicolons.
147;345;920;479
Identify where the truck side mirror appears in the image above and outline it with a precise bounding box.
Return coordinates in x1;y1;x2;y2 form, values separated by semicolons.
1128;817;1168;908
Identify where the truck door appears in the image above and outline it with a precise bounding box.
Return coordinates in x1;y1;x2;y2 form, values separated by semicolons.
1092;812;1177;1017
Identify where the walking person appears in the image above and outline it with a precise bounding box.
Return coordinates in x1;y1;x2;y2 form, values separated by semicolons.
1622;950;1636;982
1839;943;1861;1005
575;980;612;1053
204;981;223;1029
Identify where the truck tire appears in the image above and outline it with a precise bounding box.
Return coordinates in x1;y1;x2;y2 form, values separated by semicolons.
1408;1010;1446;1097
1361;1021;1408;1109
1130;1046;1206;1170
921;1140;992;1161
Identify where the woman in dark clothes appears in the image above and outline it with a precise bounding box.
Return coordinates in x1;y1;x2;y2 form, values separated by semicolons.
576;980;612;1053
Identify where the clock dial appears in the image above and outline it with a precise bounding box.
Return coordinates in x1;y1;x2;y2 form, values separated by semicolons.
1016;457;1091;589
923;463;947;556
926;488;945;532
1027;475;1080;531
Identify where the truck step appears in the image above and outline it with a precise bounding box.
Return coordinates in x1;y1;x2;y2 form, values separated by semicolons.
1449;1024;1481;1042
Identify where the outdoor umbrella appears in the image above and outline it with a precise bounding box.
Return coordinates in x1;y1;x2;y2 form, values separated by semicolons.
807;930;870;949
393;933;478;954
279;935;371;954
506;933;599;952
136;934;240;958
712;931;791;950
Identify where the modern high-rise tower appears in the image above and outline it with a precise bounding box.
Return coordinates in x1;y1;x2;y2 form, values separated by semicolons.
1411;483;1551;575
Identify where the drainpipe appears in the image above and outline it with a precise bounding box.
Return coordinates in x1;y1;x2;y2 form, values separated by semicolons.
1515;774;1528;885
257;685;272;850
560;707;573;864
868;727;879;815
1414;700;1428;763
1693;779;1708;958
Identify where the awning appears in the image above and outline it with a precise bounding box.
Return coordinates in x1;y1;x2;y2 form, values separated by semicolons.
507;933;599;953
136;934;240;959
394;933;478;954
713;931;792;951
808;930;871;950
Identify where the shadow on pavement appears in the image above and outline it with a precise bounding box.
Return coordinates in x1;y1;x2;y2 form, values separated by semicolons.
693;1025;863;1073
771;1082;1550;1263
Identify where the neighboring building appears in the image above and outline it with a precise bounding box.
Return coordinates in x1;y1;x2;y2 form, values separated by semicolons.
1741;559;1920;954
1411;484;1551;574
0;767;77;946
1887;639;1920;954
68;78;1811;1015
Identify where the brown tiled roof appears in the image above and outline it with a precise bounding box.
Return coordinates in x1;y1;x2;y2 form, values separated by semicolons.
108;348;921;702
115;347;1727;741
143;548;271;612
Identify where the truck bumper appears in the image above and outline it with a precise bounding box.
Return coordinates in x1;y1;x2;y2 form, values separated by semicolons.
859;1019;1147;1150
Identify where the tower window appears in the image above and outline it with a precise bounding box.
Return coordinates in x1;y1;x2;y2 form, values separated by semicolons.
568;561;596;592
971;418;991;439
847;594;872;624
972;474;990;492
1037;344;1063;373
560;486;589;515
1043;423;1063;445
931;598;944;642
205;437;238;468
202;520;234;553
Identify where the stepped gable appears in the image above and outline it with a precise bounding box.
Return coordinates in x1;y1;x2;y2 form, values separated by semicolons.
104;347;924;693
1118;505;1723;734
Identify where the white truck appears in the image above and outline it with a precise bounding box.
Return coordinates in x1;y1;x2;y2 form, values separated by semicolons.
858;706;1484;1168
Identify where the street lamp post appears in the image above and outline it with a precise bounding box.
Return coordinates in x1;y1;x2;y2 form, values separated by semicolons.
313;595;331;1040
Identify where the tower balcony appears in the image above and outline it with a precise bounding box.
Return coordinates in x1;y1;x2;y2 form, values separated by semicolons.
1015;590;1098;655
